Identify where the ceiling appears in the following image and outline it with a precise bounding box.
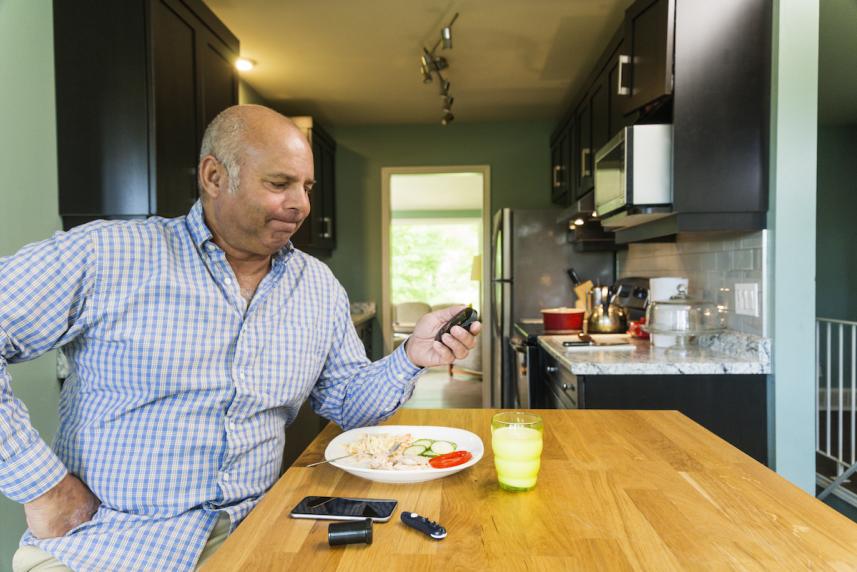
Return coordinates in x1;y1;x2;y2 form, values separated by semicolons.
206;0;632;126
819;0;857;126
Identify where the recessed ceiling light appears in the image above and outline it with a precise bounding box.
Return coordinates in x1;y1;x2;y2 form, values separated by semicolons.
235;58;256;72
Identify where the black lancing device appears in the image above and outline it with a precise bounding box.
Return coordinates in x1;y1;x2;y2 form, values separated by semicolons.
400;512;447;540
434;306;478;342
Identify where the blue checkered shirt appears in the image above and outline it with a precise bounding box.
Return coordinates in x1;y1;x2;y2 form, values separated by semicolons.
0;201;422;571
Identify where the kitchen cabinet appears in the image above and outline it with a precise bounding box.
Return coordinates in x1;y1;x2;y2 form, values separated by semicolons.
549;121;572;207
618;0;675;115
605;41;628;139
541;351;769;464
354;319;374;358
552;0;770;240
290;118;337;255
574;97;593;200
54;0;239;229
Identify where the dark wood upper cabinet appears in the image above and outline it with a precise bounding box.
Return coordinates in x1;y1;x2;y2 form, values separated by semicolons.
619;0;675;115
54;0;239;228
551;0;770;241
605;40;628;138
290;119;337;255
575;96;593;199
590;74;610;166
549;122;572;207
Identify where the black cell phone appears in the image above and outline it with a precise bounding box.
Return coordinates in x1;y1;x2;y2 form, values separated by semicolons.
289;496;398;522
435;306;479;342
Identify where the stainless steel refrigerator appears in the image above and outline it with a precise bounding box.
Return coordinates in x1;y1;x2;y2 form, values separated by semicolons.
490;208;614;408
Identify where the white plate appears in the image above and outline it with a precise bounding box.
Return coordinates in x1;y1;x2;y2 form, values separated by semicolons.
324;425;484;484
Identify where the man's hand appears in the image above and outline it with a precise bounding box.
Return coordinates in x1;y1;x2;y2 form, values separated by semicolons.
405;305;482;368
24;473;100;539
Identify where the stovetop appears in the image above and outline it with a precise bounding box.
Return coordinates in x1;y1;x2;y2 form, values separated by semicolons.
513;320;546;344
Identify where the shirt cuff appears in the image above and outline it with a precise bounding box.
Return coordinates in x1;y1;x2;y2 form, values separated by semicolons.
388;339;424;389
0;437;68;503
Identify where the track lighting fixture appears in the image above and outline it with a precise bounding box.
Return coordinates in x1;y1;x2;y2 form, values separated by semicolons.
419;13;460;125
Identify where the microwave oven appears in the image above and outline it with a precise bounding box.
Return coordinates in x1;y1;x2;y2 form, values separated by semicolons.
594;124;673;226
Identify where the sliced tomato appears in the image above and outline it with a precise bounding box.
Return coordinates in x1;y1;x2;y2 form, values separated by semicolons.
429;450;472;469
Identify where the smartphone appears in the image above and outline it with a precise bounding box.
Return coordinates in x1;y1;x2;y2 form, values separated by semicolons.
289;496;398;522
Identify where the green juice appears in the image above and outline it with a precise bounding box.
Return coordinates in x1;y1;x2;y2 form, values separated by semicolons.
492;425;543;491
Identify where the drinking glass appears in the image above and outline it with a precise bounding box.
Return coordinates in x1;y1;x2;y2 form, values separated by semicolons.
491;412;544;491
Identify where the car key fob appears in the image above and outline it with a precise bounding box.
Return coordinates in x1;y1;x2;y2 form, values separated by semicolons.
400;511;447;540
434;306;478;342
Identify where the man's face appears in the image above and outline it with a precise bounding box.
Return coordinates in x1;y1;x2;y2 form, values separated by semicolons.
211;123;314;257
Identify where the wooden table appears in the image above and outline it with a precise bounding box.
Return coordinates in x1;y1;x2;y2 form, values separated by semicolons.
203;409;857;570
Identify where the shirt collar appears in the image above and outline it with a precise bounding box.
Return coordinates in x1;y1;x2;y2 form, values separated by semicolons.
185;200;296;263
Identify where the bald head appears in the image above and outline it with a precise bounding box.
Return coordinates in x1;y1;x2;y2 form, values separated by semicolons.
198;104;307;195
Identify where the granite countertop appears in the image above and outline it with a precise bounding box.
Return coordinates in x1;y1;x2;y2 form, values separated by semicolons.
538;331;771;376
349;301;376;327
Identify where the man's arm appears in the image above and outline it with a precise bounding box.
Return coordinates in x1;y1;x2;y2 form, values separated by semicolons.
309;285;479;430
0;228;101;536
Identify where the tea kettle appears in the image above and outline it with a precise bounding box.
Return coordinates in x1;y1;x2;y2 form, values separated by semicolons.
586;285;629;334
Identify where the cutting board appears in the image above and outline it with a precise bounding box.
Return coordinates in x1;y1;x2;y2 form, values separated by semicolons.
560;334;634;352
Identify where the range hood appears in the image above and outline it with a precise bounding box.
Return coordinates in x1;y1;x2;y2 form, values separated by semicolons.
556;193;615;251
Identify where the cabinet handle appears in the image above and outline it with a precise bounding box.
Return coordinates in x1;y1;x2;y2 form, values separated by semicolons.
552;165;563;188
561;383;570;390
321;216;332;239
617;55;631;96
581;148;591;177
546;365;558;374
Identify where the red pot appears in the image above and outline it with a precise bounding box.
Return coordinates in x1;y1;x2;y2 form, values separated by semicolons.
541;307;585;332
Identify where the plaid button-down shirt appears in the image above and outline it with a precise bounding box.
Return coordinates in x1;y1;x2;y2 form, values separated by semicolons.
0;201;422;570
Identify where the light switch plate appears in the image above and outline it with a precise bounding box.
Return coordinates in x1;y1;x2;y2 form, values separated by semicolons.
734;283;759;317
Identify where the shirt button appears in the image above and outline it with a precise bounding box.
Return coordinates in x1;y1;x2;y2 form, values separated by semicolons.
221;471;231;483
224;277;232;286
226;419;235;430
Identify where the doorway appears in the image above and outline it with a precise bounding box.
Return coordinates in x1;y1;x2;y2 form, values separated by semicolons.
381;166;491;400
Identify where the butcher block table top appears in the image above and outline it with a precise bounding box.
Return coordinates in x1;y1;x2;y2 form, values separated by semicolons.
202;409;857;570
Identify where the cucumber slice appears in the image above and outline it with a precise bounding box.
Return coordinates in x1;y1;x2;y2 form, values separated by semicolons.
421;450;439;458
412;439;434;448
403;445;427;457
430;441;456;455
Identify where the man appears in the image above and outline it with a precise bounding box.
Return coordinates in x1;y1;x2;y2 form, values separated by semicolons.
1;104;481;571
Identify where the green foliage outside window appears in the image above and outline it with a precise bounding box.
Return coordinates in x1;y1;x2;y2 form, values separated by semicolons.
391;220;481;309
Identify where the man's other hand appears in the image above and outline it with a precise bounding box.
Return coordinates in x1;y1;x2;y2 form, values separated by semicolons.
405;305;482;368
24;473;100;539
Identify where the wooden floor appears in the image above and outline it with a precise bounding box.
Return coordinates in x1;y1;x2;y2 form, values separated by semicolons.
403;366;483;409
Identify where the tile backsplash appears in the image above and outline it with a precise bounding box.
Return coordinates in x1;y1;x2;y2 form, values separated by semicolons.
617;231;768;337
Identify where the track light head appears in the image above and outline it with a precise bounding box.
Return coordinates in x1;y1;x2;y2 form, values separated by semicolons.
441;26;453;49
441;111;455;126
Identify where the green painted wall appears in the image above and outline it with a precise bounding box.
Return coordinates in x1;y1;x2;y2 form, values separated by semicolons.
0;0;62;568
324;121;552;357
816;126;857;321
238;79;269;106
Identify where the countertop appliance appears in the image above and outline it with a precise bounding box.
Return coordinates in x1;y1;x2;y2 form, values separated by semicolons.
594;124;673;229
491;209;613;407
610;277;650;321
586;286;628;334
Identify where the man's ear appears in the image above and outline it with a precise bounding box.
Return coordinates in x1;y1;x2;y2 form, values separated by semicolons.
198;155;224;200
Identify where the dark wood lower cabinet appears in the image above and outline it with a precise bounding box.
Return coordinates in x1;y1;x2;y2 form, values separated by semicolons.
541;351;769;465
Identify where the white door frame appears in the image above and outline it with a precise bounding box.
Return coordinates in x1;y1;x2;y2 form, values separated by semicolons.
381;165;492;397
